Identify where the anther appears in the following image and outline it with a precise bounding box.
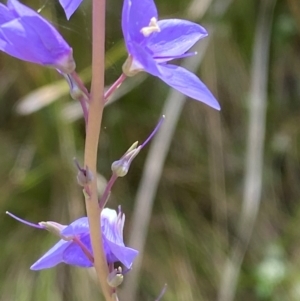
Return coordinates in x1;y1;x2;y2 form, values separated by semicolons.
140;17;160;37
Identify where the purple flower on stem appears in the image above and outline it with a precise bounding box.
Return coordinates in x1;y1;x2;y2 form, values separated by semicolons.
58;0;83;20
6;207;138;270
122;0;220;110
0;0;75;73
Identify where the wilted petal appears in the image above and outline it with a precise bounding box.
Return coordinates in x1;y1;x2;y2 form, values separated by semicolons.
158;64;220;110
122;0;158;48
145;19;207;61
59;0;83;20
30;240;71;270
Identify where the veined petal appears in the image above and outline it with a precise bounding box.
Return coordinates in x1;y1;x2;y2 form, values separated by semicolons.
102;208;138;268
158;64;220;110
102;209;123;245
122;0;158;49
61;217;89;236
59;0;83;20
144;19;207;61
30;240;71;270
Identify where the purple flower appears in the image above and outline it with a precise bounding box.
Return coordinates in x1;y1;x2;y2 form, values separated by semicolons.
6;207;138;270
0;0;75;73
58;0;83;20
122;0;220;110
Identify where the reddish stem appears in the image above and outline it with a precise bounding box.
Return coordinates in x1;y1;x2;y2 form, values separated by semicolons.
99;173;118;208
83;0;113;299
104;73;127;102
71;71;90;100
78;96;89;127
73;237;94;263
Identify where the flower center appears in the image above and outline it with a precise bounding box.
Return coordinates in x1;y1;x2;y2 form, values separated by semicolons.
140;17;160;37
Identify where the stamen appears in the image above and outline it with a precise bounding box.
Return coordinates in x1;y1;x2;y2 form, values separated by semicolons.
140;17;160;37
6;211;44;229
141;115;165;149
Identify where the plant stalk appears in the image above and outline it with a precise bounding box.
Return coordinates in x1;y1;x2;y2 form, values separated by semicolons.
83;0;114;300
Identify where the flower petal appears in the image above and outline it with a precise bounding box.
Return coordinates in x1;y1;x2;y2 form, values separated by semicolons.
105;238;138;269
158;64;220;110
59;0;83;20
102;209;123;245
30;240;71;270
144;19;207;61
101;208;138;268
0;3;14;24
122;0;158;50
61;217;89;236
63;234;93;267
8;0;71;56
0;0;74;72
129;42;163;77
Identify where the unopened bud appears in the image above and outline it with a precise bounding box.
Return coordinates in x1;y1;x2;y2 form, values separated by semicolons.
111;145;141;177
111;159;129;177
107;267;123;288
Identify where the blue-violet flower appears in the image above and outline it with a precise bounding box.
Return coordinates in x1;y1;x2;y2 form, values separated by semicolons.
0;0;75;73
58;0;83;20
6;207;138;270
122;0;220;110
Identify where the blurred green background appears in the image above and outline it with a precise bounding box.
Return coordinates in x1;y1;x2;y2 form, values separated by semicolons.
0;0;300;300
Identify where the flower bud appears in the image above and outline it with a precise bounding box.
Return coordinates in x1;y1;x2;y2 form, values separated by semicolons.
111;159;129;177
107;267;124;288
111;145;141;177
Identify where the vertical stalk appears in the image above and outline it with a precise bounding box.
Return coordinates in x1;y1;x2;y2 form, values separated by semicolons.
217;1;276;300
83;0;113;300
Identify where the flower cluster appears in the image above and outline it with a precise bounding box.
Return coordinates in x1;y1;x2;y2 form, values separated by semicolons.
4;0;220;293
